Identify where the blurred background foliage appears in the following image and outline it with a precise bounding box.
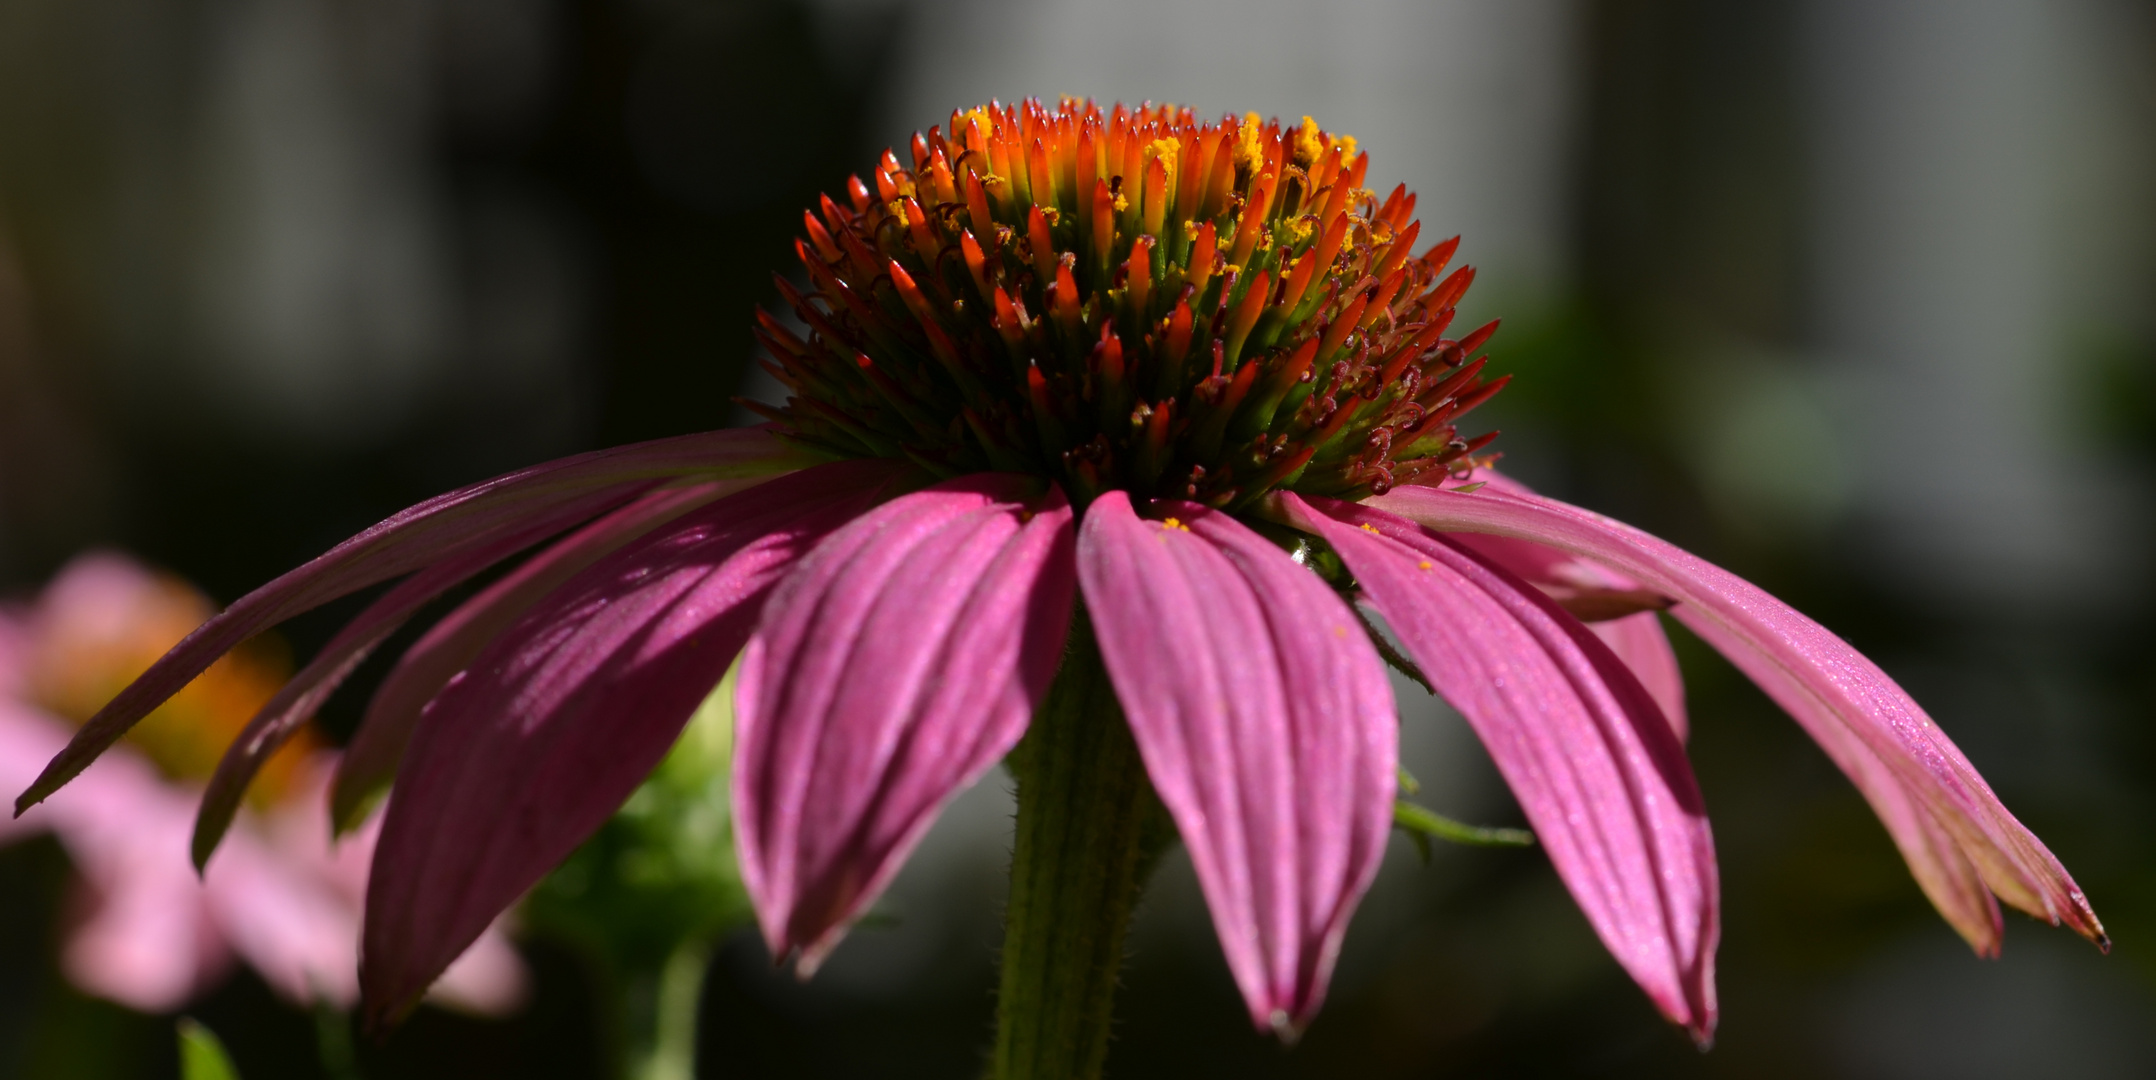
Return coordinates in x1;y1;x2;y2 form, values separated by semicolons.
1;0;2153;1077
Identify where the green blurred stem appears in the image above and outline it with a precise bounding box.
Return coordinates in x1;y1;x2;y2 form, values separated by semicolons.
312;1003;363;1080
994;612;1170;1080
626;940;712;1080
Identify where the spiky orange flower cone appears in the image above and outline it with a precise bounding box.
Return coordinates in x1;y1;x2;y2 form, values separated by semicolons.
749;101;1502;509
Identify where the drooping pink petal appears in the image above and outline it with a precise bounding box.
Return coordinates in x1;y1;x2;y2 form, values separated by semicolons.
214;757;532;1013
1281;494;1718;1040
359;459;906;1028
287;787;530;1016
329;480;754;833
1447;532;1688;740
194;485;750;868
1076;492;1395;1038
17;429;814;816
1368;482;2104;948
734;476;1075;971
1431;471;1992;949
1670;607;2003;953
1589;615;1688;743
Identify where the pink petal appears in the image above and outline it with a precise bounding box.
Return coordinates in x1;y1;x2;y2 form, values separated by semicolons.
17;428;813;817
31;739;232;1011
1281;494;1718;1040
1588;614;1689;743
733;476;1075;971
359;459;905;1028
62;809;230;1011
1076;492;1395;1038
202;823;366;1006
1368;482;2104;948
1670;606;2003;952
222;757;532;1013
194;496;698;869
330;480;755;833
1446;532;1688;740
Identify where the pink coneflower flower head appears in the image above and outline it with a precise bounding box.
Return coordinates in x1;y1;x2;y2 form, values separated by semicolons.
0;553;523;1014
17;100;2101;1053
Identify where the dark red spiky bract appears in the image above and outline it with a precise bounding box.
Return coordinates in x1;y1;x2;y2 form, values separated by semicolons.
750;99;1506;508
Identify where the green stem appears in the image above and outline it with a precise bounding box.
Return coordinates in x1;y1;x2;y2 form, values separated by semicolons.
312;1003;363;1080
626;940;712;1080
994;613;1169;1080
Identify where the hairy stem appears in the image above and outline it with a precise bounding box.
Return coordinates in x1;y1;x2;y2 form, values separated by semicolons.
994;612;1170;1080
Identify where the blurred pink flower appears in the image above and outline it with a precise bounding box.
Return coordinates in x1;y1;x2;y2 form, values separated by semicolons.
0;554;524;1014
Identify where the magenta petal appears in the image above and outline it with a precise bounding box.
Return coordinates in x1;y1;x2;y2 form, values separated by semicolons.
733;476;1075;971
18;428;812;816
1368;482;2104;948
1588;614;1689;743
329;479;754;833
359;459;904;1026
1283;494;1718;1039
1448;532;1688;740
194;504;652;869
1670;606;2004;952
1076;492;1395;1037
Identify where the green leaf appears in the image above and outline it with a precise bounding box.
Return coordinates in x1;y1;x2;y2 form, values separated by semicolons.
177;1019;240;1080
1393;799;1534;864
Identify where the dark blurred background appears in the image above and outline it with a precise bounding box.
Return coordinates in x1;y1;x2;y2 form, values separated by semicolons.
2;0;2153;1076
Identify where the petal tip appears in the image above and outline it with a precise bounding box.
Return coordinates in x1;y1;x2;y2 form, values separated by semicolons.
358;988;419;1043
189;803;239;876
14;765;67;815
1268;1008;1303;1046
2078;917;2112;954
2067;893;2109;952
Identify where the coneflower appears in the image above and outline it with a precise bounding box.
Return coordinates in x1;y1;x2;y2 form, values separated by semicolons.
17;99;2102;1078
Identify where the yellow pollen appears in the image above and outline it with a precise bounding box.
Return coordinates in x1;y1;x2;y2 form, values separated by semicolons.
1294;116;1324;165
1281;217;1314;245
1147;138;1180;186
1360;523;1380;534
1418;560;1433;570
1235;113;1265;172
1113;192;1129;213
1159;516;1191;532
